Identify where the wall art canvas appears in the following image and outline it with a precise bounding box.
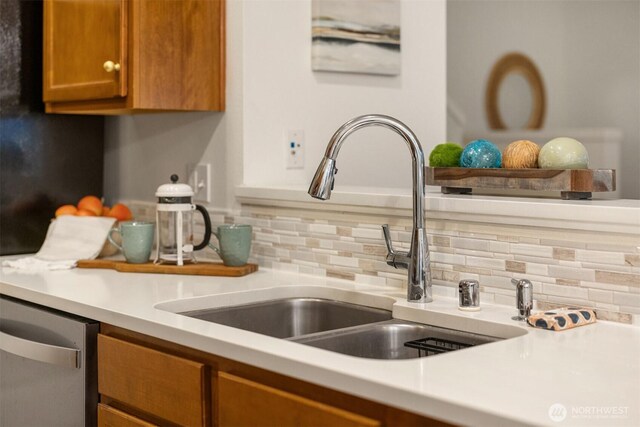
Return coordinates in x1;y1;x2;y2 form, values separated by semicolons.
312;0;401;75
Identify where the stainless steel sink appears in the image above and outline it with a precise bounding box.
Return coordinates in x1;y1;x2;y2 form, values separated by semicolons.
176;296;509;359
179;297;392;338
292;320;501;360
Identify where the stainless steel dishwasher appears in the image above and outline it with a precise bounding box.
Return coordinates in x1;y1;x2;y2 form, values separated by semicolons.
0;295;99;426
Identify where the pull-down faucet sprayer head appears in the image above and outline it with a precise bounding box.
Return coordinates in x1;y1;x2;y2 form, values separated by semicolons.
308;157;336;200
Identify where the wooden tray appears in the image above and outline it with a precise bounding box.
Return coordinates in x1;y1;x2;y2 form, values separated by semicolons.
77;259;258;277
426;167;615;200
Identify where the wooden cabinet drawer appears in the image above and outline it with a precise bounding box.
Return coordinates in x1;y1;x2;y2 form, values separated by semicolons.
98;403;157;427
218;372;380;427
98;334;208;426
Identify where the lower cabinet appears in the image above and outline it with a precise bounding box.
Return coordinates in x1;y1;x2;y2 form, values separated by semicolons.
97;324;451;427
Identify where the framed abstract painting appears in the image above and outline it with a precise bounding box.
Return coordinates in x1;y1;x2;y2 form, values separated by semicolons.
312;0;401;75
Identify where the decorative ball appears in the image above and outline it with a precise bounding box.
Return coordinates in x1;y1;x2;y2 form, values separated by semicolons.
460;139;502;168
429;142;464;167
502;140;541;168
538;137;589;169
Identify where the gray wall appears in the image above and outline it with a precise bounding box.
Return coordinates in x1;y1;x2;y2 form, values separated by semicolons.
448;0;640;198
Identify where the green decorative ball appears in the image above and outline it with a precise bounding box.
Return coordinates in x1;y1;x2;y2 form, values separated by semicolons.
429;143;464;167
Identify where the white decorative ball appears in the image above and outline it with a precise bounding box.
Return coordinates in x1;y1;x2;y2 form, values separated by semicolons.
538;137;589;169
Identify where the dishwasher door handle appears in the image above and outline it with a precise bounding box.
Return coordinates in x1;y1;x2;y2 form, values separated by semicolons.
0;330;80;369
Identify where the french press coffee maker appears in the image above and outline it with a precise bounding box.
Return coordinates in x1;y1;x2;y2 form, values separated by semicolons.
154;174;212;265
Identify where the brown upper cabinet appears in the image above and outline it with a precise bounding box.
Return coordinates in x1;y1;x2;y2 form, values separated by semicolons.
43;0;225;114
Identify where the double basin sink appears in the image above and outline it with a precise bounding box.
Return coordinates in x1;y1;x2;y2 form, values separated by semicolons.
176;297;503;360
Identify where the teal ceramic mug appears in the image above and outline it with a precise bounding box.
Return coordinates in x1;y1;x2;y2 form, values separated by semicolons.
208;224;252;266
108;221;155;264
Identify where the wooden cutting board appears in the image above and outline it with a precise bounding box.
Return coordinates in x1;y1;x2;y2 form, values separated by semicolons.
77;259;258;277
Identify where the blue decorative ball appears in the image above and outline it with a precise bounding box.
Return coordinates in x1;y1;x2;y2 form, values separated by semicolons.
460;139;502;168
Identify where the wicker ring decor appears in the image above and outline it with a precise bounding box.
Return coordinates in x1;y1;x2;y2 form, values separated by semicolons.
485;52;546;130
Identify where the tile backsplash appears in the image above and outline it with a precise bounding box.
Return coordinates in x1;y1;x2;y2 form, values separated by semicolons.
131;201;640;324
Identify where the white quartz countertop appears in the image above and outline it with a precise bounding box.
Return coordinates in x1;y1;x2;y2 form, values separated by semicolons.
1;263;639;426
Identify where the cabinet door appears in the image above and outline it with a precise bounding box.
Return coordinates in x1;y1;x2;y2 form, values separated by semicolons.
218;372;380;427
43;0;127;102
98;404;157;427
98;334;208;427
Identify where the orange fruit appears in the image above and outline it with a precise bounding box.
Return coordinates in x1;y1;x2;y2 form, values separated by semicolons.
108;203;132;221
101;206;111;216
77;195;103;216
55;204;77;217
76;209;97;216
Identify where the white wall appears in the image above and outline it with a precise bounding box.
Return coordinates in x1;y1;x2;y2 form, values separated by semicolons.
447;0;640;199
242;0;446;190
104;1;245;211
104;0;447;209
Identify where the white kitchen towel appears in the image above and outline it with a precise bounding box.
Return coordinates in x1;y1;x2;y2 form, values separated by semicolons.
3;215;116;270
1;257;77;271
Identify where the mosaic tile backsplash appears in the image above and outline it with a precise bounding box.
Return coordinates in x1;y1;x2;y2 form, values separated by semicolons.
131;202;640;324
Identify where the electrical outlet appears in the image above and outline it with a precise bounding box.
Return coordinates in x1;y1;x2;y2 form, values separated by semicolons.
286;130;304;169
187;163;211;203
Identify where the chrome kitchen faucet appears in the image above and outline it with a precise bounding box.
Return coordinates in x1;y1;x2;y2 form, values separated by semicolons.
308;114;432;303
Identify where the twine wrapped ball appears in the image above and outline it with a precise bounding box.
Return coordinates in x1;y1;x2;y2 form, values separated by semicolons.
460;139;502;168
502;140;541;169
538;137;589;169
429;142;464;167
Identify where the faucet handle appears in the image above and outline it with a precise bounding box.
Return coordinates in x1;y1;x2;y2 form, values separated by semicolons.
511;278;533;321
381;225;410;269
381;224;395;254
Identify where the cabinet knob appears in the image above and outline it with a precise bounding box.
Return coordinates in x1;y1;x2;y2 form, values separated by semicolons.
103;60;121;72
